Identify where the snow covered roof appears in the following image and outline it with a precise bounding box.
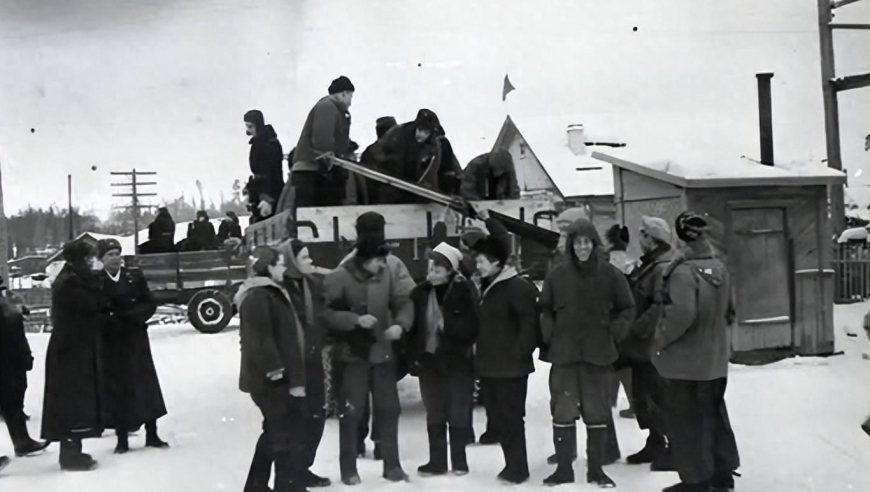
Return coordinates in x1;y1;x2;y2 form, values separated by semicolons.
44;232;135;265
504;114;626;198
593;150;847;189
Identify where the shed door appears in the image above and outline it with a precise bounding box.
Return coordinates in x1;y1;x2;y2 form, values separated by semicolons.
730;208;792;351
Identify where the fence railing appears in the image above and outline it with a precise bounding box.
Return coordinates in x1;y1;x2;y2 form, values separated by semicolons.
834;242;870;303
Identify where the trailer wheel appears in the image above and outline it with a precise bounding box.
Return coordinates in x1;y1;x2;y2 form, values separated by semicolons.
188;290;233;334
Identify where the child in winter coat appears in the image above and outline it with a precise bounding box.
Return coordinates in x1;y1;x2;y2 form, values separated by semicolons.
408;243;479;477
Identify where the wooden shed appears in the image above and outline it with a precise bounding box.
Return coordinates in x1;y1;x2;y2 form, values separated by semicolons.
594;151;847;357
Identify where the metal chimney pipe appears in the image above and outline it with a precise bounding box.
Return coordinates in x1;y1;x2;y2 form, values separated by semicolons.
756;72;775;166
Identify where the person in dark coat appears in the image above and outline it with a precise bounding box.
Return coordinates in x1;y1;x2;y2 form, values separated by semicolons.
539;218;635;488
619;217;674;468
655;212;740;492
460;150;520;202
217;211;244;244
142;207;176;254
95;239;168;454
185;211;217;251
245;109;285;205
0;280;50;458
363;109;462;204
471;234;539;484
41;241;111;471
408;242;479;477
280;239;331;489
322;212;414;485
291;76;355;207
236;246;308;492
358;116;399;204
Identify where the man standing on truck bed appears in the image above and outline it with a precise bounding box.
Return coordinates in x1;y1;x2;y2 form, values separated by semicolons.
291;76;355;208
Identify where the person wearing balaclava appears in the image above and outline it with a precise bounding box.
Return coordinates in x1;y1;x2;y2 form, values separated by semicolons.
292;76;355;207
322;212;414;485
538;218;635;488
95;239;168;455
408;242;479;477
655;212;740;492
244;109;285;217
41;241;112;471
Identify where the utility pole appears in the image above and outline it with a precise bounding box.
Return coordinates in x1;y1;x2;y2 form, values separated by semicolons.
0;158;9;283
68;174;74;240
112;169;157;253
818;0;870;234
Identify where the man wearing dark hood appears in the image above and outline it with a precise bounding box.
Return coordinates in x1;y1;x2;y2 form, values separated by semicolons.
41;241;111;471
364;109;462;203
656;212;740;492
185;211;217;251
143;207;176;254
217;211;244;244
244;109;285;220
292;76;355;207
358;116;399;204
539;218;635;488
460;150;520;202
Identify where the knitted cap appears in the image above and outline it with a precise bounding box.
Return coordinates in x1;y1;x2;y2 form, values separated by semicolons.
328;76;355;95
472;236;509;265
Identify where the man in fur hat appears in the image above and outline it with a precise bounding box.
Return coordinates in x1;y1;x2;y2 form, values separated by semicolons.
471;233;539;484
322;212;414;485
656;212;740;492
95;239;168;455
292;76;355;207
41;241;111;471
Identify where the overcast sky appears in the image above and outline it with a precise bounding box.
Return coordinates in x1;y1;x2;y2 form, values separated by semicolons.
1;0;868;218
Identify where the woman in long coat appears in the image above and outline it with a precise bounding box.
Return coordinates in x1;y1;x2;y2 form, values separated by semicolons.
41;241;111;471
95;239;168;454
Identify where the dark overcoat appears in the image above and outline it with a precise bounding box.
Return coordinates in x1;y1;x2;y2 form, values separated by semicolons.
41;263;110;441
98;267;167;431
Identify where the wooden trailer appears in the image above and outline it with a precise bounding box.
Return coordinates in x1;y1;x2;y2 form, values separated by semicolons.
595;151;847;357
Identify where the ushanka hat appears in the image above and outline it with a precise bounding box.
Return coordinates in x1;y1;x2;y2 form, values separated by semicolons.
472;235;509;265
62;240;94;263
675;211;708;242
96;238;123;259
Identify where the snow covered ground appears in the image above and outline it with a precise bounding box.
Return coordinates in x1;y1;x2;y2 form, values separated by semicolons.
3;302;869;492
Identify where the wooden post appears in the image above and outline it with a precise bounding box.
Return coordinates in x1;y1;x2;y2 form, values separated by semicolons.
818;0;846;235
68;174;74;240
0;159;9;283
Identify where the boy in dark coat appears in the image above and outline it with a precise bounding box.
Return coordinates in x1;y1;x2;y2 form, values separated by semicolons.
95;239;168;454
185;211;217;251
280;240;331;488
655;212;740;492
408;242;479;477
460;150;520;201
41;241;111;471
218;211;244;244
143;207;176;253
236;246;308;492
292;76;355;207
621;217;673;466
539;218;635;488
245;109;286;205
471;234;539;484
0;281;49;458
322;212;414;485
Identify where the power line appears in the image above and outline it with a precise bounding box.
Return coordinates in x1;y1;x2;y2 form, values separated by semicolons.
112;169;157;253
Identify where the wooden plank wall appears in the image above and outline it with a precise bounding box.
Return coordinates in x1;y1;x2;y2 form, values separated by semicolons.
614;168;685;260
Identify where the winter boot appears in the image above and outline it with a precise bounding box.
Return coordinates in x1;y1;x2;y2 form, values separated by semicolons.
114;432;130;455
546;444;578;464
449;426;470;475
383;467;410;482
586;427;615;488
339;420;361;484
14;439;51;458
418;424;448;476
373;442;383;460
478;430;499;445
650;445;676;472
626;431;666;464
145;421;170;449
603;418;620;465
543;425;576;486
619;408;636;419
497;429;530;484
662;482;711;492
305;470;331;488
59;439;98;472
0;455;10;474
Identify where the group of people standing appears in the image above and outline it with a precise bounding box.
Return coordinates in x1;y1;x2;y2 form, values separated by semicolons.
0;239;170;474
234;205;740;492
241;75;521;222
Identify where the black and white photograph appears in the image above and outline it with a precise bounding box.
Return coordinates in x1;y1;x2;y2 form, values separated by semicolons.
0;1;869;491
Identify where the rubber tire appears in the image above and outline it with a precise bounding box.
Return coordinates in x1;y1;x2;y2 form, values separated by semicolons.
188;289;233;334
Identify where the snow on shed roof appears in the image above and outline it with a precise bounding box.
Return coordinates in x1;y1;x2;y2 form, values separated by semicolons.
505;113;626;198
593;149;847;188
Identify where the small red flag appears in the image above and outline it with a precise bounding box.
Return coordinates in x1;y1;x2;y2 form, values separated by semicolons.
502;74;516;101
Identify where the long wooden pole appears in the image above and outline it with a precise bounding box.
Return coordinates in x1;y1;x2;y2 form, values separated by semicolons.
818;0;846;234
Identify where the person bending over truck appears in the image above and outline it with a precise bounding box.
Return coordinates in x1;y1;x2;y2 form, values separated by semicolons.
460;150;520;202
